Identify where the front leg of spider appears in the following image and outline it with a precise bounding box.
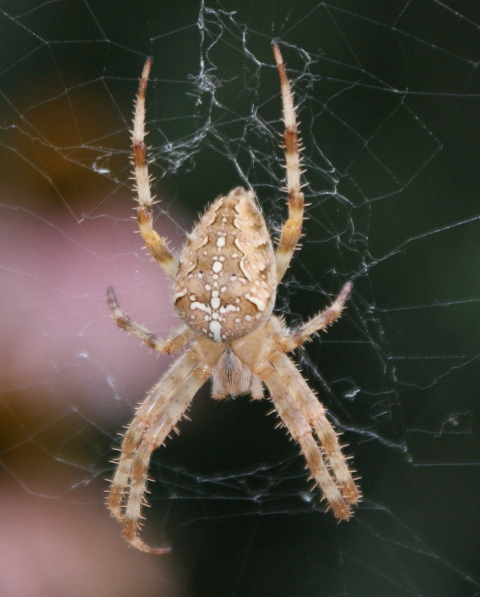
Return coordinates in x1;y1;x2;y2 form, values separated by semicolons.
107;42;360;554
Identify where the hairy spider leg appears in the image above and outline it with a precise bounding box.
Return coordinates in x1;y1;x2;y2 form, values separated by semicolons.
272;42;305;283
133;57;178;279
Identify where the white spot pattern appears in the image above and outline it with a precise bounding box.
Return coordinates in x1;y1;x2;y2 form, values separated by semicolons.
172;188;276;342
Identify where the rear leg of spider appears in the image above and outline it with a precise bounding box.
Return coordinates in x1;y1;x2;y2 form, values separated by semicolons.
132;57;178;279
272;42;305;283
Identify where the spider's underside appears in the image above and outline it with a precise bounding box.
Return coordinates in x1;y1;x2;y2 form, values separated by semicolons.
107;42;360;554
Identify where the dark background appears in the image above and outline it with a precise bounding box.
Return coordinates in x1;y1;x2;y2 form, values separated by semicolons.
0;1;479;596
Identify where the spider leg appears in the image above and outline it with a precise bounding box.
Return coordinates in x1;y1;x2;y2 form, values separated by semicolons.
272;42;304;283
121;349;211;554
258;357;354;519
107;347;206;530
133;57;178;279
268;349;360;507
270;281;352;353
107;287;193;353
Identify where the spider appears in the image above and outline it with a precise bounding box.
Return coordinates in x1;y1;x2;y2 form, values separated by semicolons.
107;42;360;554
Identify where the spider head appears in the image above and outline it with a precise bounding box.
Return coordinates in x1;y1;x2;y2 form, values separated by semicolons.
172;187;277;343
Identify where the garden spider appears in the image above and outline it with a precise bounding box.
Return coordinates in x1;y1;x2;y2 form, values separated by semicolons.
107;42;360;554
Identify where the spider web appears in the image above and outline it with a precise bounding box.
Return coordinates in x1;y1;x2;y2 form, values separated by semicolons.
0;1;479;595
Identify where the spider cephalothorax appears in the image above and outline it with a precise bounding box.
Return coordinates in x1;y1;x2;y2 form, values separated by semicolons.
107;43;360;554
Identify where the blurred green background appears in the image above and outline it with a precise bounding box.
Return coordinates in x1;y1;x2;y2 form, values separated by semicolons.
0;1;479;596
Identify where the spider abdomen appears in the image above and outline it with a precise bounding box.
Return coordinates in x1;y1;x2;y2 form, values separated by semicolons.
173;187;276;342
